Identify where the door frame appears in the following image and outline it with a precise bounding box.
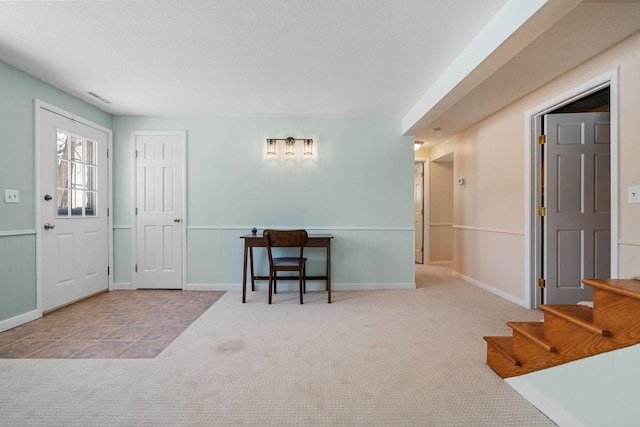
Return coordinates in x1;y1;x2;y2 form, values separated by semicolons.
414;161;425;264
415;156;430;265
524;68;619;309
34;100;114;314
130;130;187;289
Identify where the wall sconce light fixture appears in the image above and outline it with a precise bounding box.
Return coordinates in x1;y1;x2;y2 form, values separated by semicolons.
266;137;315;156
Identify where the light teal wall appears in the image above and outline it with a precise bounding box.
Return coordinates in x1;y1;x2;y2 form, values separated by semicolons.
0;60;112;323
112;116;415;288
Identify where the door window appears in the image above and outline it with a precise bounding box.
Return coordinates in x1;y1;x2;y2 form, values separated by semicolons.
56;129;98;217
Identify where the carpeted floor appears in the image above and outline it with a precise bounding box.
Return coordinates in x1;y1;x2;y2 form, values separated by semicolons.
0;265;555;426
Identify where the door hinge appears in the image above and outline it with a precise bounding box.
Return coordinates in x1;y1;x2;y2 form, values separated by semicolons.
421;248;424;253
135;264;138;273
538;135;547;145
421;209;424;215
538;278;546;288
107;207;109;217
538;206;547;216
135;207;138;215
107;266;110;275
107;148;109;158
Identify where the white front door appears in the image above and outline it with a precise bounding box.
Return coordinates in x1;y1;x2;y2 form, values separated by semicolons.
544;112;611;304
415;162;424;264
134;131;185;289
38;106;110;311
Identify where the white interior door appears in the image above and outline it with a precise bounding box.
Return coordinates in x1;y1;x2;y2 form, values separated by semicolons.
415;162;424;264
544;112;610;304
39;107;109;311
134;131;185;289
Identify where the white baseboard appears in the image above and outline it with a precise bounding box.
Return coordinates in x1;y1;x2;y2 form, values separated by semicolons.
506;376;583;427
110;282;134;290
451;271;525;307
0;309;41;333
187;282;416;292
187;283;239;291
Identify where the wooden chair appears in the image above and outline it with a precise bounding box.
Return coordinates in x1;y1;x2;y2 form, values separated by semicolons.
263;229;308;304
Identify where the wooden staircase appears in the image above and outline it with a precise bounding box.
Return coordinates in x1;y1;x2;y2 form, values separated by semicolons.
484;278;640;378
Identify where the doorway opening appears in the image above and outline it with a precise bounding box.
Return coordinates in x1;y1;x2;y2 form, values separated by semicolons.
526;69;619;309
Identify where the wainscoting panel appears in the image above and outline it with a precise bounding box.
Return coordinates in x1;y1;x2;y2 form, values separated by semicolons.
0;232;36;323
186;227;415;290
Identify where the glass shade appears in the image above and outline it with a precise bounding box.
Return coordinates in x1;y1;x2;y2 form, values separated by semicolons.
285;137;295;155
303;139;313;155
266;139;276;155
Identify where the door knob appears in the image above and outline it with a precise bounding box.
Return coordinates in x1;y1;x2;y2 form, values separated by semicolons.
173;218;181;223
44;223;55;230
44;194;52;201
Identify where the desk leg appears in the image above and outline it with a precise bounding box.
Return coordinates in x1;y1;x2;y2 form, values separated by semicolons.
249;247;255;291
242;244;248;303
327;244;332;304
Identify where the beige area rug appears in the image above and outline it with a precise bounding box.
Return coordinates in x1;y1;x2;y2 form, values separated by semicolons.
0;265;554;426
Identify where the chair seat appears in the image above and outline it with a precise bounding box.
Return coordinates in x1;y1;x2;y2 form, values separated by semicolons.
272;257;307;268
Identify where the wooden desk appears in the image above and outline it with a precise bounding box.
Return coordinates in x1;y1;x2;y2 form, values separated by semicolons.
240;233;333;303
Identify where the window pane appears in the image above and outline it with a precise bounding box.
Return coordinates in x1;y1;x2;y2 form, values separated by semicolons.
85;191;96;216
71;190;83;216
71;162;85;189
86;165;96;190
57;189;69;216
57;130;69;160
85;139;96;165
72;135;83;162
57;159;69;190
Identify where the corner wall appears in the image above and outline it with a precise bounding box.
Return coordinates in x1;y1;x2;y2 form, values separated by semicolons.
0;60;112;327
432;30;640;305
112;116;415;291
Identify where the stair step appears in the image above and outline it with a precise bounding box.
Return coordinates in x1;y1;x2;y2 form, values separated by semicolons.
540;304;611;336
508;321;557;352
483;336;520;366
583;278;640;301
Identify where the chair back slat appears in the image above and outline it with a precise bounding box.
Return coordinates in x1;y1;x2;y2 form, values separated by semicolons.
263;229;308;263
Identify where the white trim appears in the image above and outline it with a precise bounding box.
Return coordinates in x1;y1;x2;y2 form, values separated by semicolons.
187;282;416;292
0;310;40;333
0;229;36;237
453;225;524;236
430;222;453;227
452;271;525;307
506;377;584;427
34;100;114;319
131;130;187;290
112;225;131;230
618;239;640;247
524;68;620;309
110;282;134;290
186;226;415;232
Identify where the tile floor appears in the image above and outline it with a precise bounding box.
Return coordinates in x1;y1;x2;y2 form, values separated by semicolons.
0;290;225;359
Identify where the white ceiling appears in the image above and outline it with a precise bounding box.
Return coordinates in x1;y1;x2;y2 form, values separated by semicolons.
1;0;640;146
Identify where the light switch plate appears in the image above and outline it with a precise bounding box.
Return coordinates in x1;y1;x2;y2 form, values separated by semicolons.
4;189;19;203
629;186;640;204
